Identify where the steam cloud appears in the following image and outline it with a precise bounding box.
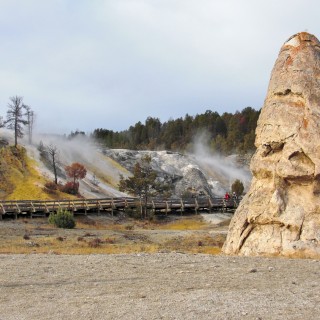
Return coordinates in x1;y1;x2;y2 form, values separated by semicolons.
191;134;252;192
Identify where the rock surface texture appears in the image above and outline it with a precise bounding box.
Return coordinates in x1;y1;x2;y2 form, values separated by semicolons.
223;32;320;257
104;149;249;197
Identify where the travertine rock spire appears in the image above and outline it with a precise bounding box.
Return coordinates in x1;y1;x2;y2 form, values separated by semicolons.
223;32;320;257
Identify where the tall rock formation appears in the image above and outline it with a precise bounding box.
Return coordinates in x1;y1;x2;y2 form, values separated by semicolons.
223;32;320;257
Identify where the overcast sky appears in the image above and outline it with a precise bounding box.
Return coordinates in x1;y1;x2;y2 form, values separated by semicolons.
0;0;319;134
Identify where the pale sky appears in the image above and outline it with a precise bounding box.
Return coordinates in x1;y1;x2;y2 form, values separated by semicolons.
0;0;319;134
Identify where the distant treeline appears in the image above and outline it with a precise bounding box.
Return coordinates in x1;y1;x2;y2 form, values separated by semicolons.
92;107;260;155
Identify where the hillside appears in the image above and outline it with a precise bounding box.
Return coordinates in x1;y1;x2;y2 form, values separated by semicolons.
0;128;251;200
0;145;77;201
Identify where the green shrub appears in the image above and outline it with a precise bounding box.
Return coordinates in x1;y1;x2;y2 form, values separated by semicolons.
48;209;76;229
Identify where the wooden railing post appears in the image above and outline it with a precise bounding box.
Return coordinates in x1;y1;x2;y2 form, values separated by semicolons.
195;198;198;215
97;201;101;215
152;200;155;215
111;198;115;216
0;202;5;220
208;197;213;213
180;198;184;215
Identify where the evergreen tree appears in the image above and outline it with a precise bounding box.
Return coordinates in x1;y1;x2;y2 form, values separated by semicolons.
93;107;260;154
119;155;171;218
231;179;244;196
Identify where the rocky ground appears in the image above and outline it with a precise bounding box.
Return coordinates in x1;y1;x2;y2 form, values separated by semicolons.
0;253;319;320
0;214;319;319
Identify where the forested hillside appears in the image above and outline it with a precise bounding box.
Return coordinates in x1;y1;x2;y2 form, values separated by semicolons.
93;107;260;154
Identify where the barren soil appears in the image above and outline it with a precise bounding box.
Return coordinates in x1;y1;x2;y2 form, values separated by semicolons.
0;215;319;319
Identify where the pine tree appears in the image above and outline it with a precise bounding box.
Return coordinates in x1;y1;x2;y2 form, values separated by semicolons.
119;155;171;218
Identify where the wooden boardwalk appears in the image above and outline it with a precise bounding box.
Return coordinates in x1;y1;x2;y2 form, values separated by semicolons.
0;197;239;219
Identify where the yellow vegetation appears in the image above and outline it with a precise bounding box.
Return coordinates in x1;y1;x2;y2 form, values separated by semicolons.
162;233;225;254
0;236;160;254
83;153;129;188
157;217;210;230
0;146;76;200
0;216;224;255
0;234;222;255
100;153;129;175
76;216;211;232
7;157;50;200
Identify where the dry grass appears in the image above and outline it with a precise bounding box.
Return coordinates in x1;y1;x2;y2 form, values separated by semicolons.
75;216;138;231
162;233;225;254
0;236;161;255
76;220;107;230
0;234;222;255
0;215;225;255
157;217;210;230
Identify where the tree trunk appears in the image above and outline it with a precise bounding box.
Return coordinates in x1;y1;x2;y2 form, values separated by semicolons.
52;154;58;184
14;118;18;147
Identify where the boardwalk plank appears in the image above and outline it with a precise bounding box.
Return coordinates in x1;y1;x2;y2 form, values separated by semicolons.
0;197;239;218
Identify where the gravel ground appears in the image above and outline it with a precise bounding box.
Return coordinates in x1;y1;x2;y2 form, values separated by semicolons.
0;253;319;320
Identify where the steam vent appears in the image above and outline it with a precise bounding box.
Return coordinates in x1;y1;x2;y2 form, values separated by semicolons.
223;32;320;258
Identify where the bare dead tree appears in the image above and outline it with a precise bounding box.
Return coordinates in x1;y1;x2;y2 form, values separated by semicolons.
0;116;6;148
47;144;59;184
25;105;35;145
5;96;28;147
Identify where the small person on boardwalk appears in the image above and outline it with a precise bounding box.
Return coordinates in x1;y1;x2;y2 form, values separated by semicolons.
224;192;230;200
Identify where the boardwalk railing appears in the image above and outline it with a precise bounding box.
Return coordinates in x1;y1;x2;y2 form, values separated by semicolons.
0;197;240;219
